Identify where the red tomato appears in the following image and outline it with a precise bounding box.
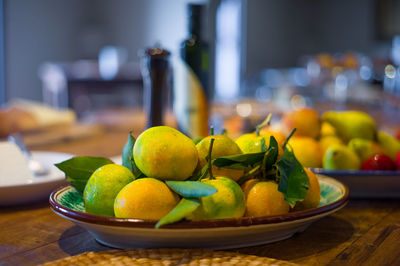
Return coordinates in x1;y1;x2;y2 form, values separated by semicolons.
361;154;397;171
396;151;400;170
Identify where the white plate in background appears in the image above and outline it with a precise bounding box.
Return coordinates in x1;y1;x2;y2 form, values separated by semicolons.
0;151;73;206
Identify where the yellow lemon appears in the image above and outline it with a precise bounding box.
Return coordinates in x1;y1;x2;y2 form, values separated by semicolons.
242;179;290;217
288;137;323;168
114;178;180;220
196;135;244;181
236;132;284;155
134;126;198;181
294;168;321;210
319;135;343;155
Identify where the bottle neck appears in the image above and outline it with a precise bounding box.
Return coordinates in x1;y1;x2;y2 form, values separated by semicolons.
188;15;201;37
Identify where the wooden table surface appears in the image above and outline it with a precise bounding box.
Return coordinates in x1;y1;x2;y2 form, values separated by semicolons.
1;127;400;265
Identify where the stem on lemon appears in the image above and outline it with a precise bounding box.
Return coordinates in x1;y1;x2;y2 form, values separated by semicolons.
255;113;272;136
207;138;215;180
237;164;261;185
282;128;296;149
210;126;214;136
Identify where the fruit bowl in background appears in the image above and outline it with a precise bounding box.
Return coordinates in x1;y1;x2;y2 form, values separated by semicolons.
311;168;400;198
50;174;348;249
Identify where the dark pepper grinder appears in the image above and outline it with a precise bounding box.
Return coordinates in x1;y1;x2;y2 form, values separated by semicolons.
139;47;171;128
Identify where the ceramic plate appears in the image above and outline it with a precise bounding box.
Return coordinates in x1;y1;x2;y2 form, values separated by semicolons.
0;151;73;206
49;174;349;249
312;169;400;198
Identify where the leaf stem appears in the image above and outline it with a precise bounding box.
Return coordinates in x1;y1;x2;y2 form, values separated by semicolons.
282;128;296;149
255;113;272;136
237;164;261;185
207;138;215;180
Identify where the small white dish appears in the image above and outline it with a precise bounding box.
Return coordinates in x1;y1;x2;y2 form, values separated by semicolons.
0;151;73;206
50;174;349;249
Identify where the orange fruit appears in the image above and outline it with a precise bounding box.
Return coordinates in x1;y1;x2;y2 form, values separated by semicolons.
196;135;244;181
83;164;135;216
187;176;245;220
319;135;343;155
294;168;321;210
259;129;286;147
288;137;323;168
114;177;180;220
133;126;198;181
242;179;290;217
282;108;321;139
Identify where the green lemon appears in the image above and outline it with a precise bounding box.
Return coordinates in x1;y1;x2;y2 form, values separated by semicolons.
235;133;265;153
133;126;198;181
186;176;245;220
83;164;135;216
196;135;244;181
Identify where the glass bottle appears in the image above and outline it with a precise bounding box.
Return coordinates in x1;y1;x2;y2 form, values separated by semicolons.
174;3;210;139
139;47;171;128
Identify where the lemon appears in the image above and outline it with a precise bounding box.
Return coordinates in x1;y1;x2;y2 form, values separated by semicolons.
187;176;245;220
294;168;321;210
196;135;244;181
235;133;265;153
114;178;180;220
83;164;135;216
242;179;290;217
289;137;323;168
134;126;198;181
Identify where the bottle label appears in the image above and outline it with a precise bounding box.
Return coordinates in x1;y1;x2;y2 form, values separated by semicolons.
173;57;209;139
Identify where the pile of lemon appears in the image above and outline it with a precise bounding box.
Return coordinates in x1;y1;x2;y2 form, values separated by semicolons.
83;125;320;227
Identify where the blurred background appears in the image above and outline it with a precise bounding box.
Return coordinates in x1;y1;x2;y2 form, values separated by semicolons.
0;0;400;136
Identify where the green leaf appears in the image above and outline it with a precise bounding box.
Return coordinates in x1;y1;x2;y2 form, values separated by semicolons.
155;198;200;228
165;181;217;198
277;147;309;207
263;136;279;171
215;163;250;170
188;164;209;181
212;152;266;169
55;156;113;193
121;132;142;178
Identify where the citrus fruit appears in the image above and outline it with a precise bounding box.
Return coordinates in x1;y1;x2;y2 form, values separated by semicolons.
282;108;321;139
236;133;265;153
196;135;244;181
242;179;290;217
259;129;286;147
288;137;323;168
83;164;135;216
236;132;284;155
186;176;245;220
133;126;198;181
319;135;343;155
293;168;321;211
320;122;337;137
114;177;180;220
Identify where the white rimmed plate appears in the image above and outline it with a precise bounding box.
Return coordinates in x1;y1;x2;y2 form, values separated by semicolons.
50;174;349;249
0;151;73;206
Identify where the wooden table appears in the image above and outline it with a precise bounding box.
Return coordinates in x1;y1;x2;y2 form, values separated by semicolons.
1;128;400;265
